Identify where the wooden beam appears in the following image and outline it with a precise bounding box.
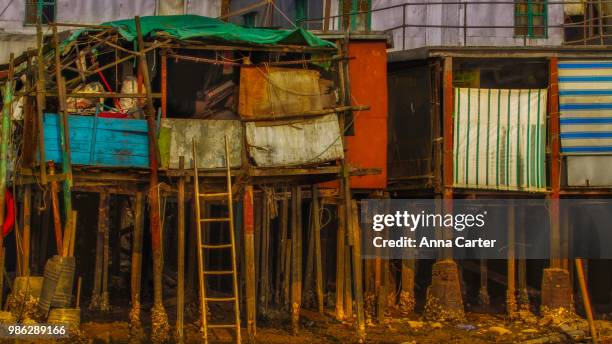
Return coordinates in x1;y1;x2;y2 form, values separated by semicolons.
351;200;365;340
335;204;345;320
507;204;517;317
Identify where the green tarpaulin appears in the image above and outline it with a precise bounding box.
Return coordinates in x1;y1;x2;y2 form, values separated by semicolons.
64;15;335;49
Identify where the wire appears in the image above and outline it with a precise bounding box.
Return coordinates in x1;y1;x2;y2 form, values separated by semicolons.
0;0;15;19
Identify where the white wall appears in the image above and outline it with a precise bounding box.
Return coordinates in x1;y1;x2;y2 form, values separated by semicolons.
0;0;221;63
369;0;564;50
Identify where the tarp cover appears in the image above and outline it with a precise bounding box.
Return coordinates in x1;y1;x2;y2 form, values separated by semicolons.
453;88;547;191
64;15;335;48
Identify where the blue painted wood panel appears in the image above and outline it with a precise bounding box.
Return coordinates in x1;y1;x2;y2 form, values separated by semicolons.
43;113;149;168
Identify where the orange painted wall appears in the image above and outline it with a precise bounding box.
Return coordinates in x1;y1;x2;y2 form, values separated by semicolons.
345;40;388;189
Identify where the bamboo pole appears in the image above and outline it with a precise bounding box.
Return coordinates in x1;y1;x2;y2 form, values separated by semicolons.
291;185;303;334
76;276;82;308
48;163;63;254
575;258;599;344
176;157;185;343
0;54;13;304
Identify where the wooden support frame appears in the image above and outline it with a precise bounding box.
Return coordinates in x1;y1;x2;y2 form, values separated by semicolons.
290;185;303;334
548;57;562;269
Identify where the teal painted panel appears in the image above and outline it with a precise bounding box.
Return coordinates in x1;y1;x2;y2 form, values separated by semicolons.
43;113;149;168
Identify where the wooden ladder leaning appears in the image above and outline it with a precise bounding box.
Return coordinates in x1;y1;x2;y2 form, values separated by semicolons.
192;136;241;343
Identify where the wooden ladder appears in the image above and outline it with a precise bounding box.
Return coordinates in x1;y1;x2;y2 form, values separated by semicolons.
192;136;241;343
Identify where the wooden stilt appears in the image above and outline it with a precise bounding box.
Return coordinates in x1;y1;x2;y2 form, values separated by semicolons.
290;185;302;334
100;192;111;311
479;259;490;306
22;185;32;276
335;204;346;320
303;189;316;307
507;204;517;317
48;163;63;254
276;186;288;305
377;257;388;323
90;191;108;310
344;247;353;319
244;185;257;340
518;208;529;306
130;191;145;337
312;186;324;313
351;200;366;340
575;258;599;344
135;16;168;341
260;188;270;316
176;157;185;343
280;189;290;306
187;200;197;297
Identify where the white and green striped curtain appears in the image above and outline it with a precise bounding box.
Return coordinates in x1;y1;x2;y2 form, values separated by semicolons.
453;88;547;191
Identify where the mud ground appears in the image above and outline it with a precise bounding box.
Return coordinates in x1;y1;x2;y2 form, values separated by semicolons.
78;306;612;343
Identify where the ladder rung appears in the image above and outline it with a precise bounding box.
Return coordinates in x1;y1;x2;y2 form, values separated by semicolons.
199;192;228;198
202;243;233;249
203;270;234;275
207;324;237;329
200;217;230;223
205;296;236;302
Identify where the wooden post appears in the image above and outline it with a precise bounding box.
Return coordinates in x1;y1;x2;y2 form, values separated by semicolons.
291;185;303;334
479;259;489;306
52;26;74;240
276;186;288;305
507;204;517;317
0;54;13;290
243;185;257;340
344;247;353;319
22;185;32;276
90;191;108;309
161;49;167;119
312;186;324;313
518;208;529;306
303;190;316;307
176;157;185;343
335;204;346;320
35;23;47;184
260;189;270;316
549;57;562;269
48;163;63;253
135;16;168;341
130;191;145;333
575;258;599;344
351;200;365;340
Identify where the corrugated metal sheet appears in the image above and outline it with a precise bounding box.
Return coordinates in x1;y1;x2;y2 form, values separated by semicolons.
245;114;343;167
453;88;547;191
43;113;149;168
159;118;242;169
238;67;323;118
559;60;612;155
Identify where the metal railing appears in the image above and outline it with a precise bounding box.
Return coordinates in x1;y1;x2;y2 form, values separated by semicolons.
299;1;612;49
